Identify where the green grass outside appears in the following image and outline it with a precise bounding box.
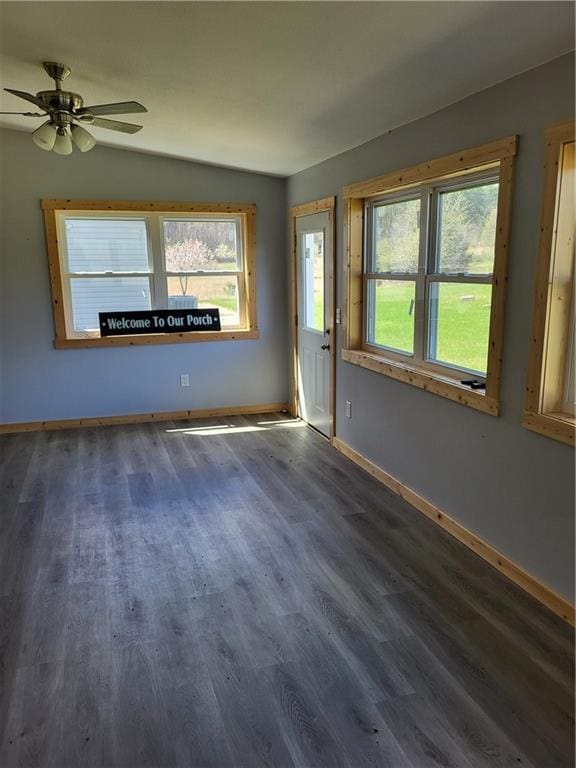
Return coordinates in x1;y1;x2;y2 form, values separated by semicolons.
207;297;238;312
371;282;491;374
313;296;324;331
312;280;490;373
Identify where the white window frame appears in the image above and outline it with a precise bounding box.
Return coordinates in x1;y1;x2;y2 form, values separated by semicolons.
159;213;246;329
58;212;155;336
363;168;499;381
363;189;421;357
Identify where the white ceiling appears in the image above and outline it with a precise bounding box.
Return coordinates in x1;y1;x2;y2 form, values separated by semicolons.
0;2;573;176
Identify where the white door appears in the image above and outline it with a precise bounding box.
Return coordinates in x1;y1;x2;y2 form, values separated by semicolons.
295;211;332;437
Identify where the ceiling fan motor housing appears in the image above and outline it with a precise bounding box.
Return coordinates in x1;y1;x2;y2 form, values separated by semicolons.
36;90;85;128
37;90;83;111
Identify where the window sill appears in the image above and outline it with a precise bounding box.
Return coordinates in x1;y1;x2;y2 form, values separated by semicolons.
522;411;575;446
342;348;499;415
54;328;259;349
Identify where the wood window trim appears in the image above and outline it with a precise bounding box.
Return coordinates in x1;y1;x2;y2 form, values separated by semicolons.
343;136;518;416
342;349;499;415
41;199;258;349
523;121;576;447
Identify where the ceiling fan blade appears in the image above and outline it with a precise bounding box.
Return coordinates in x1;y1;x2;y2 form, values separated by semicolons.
77;101;147;117
4;88;48;111
89;116;143;134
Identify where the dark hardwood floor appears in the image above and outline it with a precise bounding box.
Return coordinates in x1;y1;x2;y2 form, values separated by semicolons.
0;413;573;768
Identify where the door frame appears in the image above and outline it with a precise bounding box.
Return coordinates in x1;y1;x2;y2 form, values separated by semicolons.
290;196;336;441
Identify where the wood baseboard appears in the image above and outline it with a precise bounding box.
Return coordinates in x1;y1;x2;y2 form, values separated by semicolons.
0;402;290;435
333;437;575;626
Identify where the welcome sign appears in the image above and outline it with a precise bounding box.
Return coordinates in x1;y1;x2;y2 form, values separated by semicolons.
99;308;221;336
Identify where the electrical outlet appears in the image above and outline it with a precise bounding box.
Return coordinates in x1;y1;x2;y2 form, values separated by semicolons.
336;307;342;324
180;373;190;387
345;400;352;418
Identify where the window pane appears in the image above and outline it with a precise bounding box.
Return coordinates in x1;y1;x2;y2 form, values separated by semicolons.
372;198;420;273
163;219;240;272
65;218;150;273
428;282;492;374
366;279;415;354
70;277;151;332
167;276;240;327
436;182;499;274
303;231;324;331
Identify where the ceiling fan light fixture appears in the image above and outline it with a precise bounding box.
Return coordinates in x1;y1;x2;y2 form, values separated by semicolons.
71;123;96;152
32;120;57;151
53;127;73;156
5;63;147;156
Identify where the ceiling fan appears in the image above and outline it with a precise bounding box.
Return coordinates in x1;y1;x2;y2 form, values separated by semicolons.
1;61;147;155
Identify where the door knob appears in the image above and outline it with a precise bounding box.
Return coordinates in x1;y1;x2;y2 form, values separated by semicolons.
321;344;330;350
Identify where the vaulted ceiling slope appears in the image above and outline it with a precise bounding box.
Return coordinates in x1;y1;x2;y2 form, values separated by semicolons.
0;2;574;175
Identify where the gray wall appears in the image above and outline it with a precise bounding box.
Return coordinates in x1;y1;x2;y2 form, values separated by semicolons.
0;131;288;422
1;54;573;602
288;53;575;602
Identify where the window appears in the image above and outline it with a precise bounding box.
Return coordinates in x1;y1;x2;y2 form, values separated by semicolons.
524;122;575;446
42;200;257;347
343;136;517;415
302;230;325;333
365;173;498;376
